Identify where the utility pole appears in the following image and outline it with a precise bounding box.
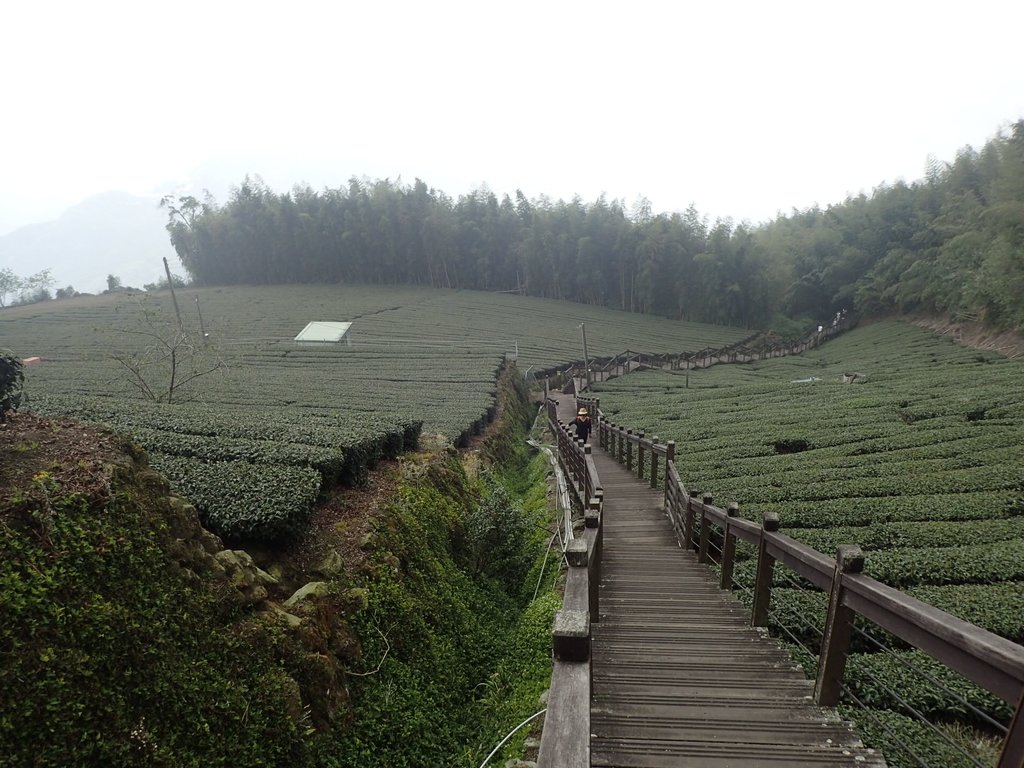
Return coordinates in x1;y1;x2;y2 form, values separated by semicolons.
163;257;184;334
579;322;591;388
194;295;208;342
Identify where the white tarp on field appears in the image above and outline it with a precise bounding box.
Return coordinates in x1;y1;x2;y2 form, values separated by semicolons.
294;321;352;342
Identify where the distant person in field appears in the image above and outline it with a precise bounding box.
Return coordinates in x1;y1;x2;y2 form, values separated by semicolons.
571;407;592;443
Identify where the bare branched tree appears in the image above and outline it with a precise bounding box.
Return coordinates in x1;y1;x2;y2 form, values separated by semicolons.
111;297;225;404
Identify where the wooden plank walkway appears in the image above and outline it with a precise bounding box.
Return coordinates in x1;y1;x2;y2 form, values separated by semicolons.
553;394;886;767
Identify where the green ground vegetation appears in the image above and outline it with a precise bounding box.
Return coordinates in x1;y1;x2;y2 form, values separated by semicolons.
0;285;745;541
1;366;561;767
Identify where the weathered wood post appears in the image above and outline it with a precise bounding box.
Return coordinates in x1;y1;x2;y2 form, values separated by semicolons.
815;545;865;706
664;441;675;497
998;690;1024;767
543;535;591;768
698;494;713;564
683;491;699;552
625;430;634;472
585;498;601;623
636;433;646;480
719;502;740;589
565;538;593;632
751;512;780;627
650;437;660;489
583;445;593;504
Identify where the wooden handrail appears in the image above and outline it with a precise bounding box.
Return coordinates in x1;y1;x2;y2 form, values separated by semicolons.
568;397;1024;766
538;400;604;768
538;317;858;393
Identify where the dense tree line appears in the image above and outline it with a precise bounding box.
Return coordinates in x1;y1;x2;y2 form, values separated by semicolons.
760;119;1024;329
161;181;777;328
163;119;1024;330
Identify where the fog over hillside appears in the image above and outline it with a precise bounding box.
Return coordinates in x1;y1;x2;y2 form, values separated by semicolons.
0;191;182;295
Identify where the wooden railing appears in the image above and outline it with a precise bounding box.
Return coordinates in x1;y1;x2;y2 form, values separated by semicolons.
537;315;857;392
536;399;603;768
570;394;1024;767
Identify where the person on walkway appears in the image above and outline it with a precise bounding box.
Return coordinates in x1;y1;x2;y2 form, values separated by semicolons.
571;407;592;444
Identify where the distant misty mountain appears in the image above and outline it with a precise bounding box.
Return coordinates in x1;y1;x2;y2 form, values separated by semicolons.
0;191;183;295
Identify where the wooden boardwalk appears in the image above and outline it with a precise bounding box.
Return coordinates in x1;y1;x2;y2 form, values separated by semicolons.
553;394;885;767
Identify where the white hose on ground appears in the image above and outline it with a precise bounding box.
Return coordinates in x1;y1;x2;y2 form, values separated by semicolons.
528;435;573;548
477;708;547;768
532;531;560;602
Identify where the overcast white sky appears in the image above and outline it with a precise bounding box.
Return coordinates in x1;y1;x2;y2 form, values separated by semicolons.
3;0;1023;235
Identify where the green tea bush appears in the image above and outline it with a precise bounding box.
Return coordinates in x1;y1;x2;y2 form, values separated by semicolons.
841;706;992;768
845;650;1012;722
149;453;321;541
0;351;23;420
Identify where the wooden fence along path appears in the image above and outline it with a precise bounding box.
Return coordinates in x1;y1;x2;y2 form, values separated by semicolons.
538;391;1024;768
533;315;857;392
542;393;885;767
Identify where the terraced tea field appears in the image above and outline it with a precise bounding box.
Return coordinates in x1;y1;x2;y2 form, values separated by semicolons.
593;320;1024;759
2;285;747;539
594;320;1024;631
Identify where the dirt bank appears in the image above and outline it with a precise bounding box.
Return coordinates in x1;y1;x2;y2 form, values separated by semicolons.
908;315;1024;359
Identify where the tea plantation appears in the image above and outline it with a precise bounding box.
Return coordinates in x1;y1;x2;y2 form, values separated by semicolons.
1;285;747;540
592;319;1024;759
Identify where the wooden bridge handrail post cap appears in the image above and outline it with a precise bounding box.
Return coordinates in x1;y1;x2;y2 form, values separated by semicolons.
702;493;714;506
584;509;599;528
762;512;780;531
584;444;592;454
727;502;740;517
566;538;589;566
835;545;865;573
552;610;590;662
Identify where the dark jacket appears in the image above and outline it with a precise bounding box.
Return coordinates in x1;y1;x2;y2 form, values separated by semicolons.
571;415;592;443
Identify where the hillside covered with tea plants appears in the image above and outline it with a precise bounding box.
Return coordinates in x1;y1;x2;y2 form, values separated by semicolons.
592;319;1024;763
1;284;747;541
594;320;1024;633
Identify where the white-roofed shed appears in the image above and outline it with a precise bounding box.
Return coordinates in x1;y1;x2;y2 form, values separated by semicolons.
294;321;353;345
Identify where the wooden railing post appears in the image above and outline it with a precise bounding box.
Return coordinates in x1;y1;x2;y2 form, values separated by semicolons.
553;611;589;662
584;445;593;503
998;690;1024;767
815;545;865;706
585;498;601;623
636;433;646;480
719;502;739;589
664;441;675;496
576;437;586;485
683;491;699;551
751;512;780;627
650;437;660;489
698;494;713;563
625;430;634;472
550;539;590;724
